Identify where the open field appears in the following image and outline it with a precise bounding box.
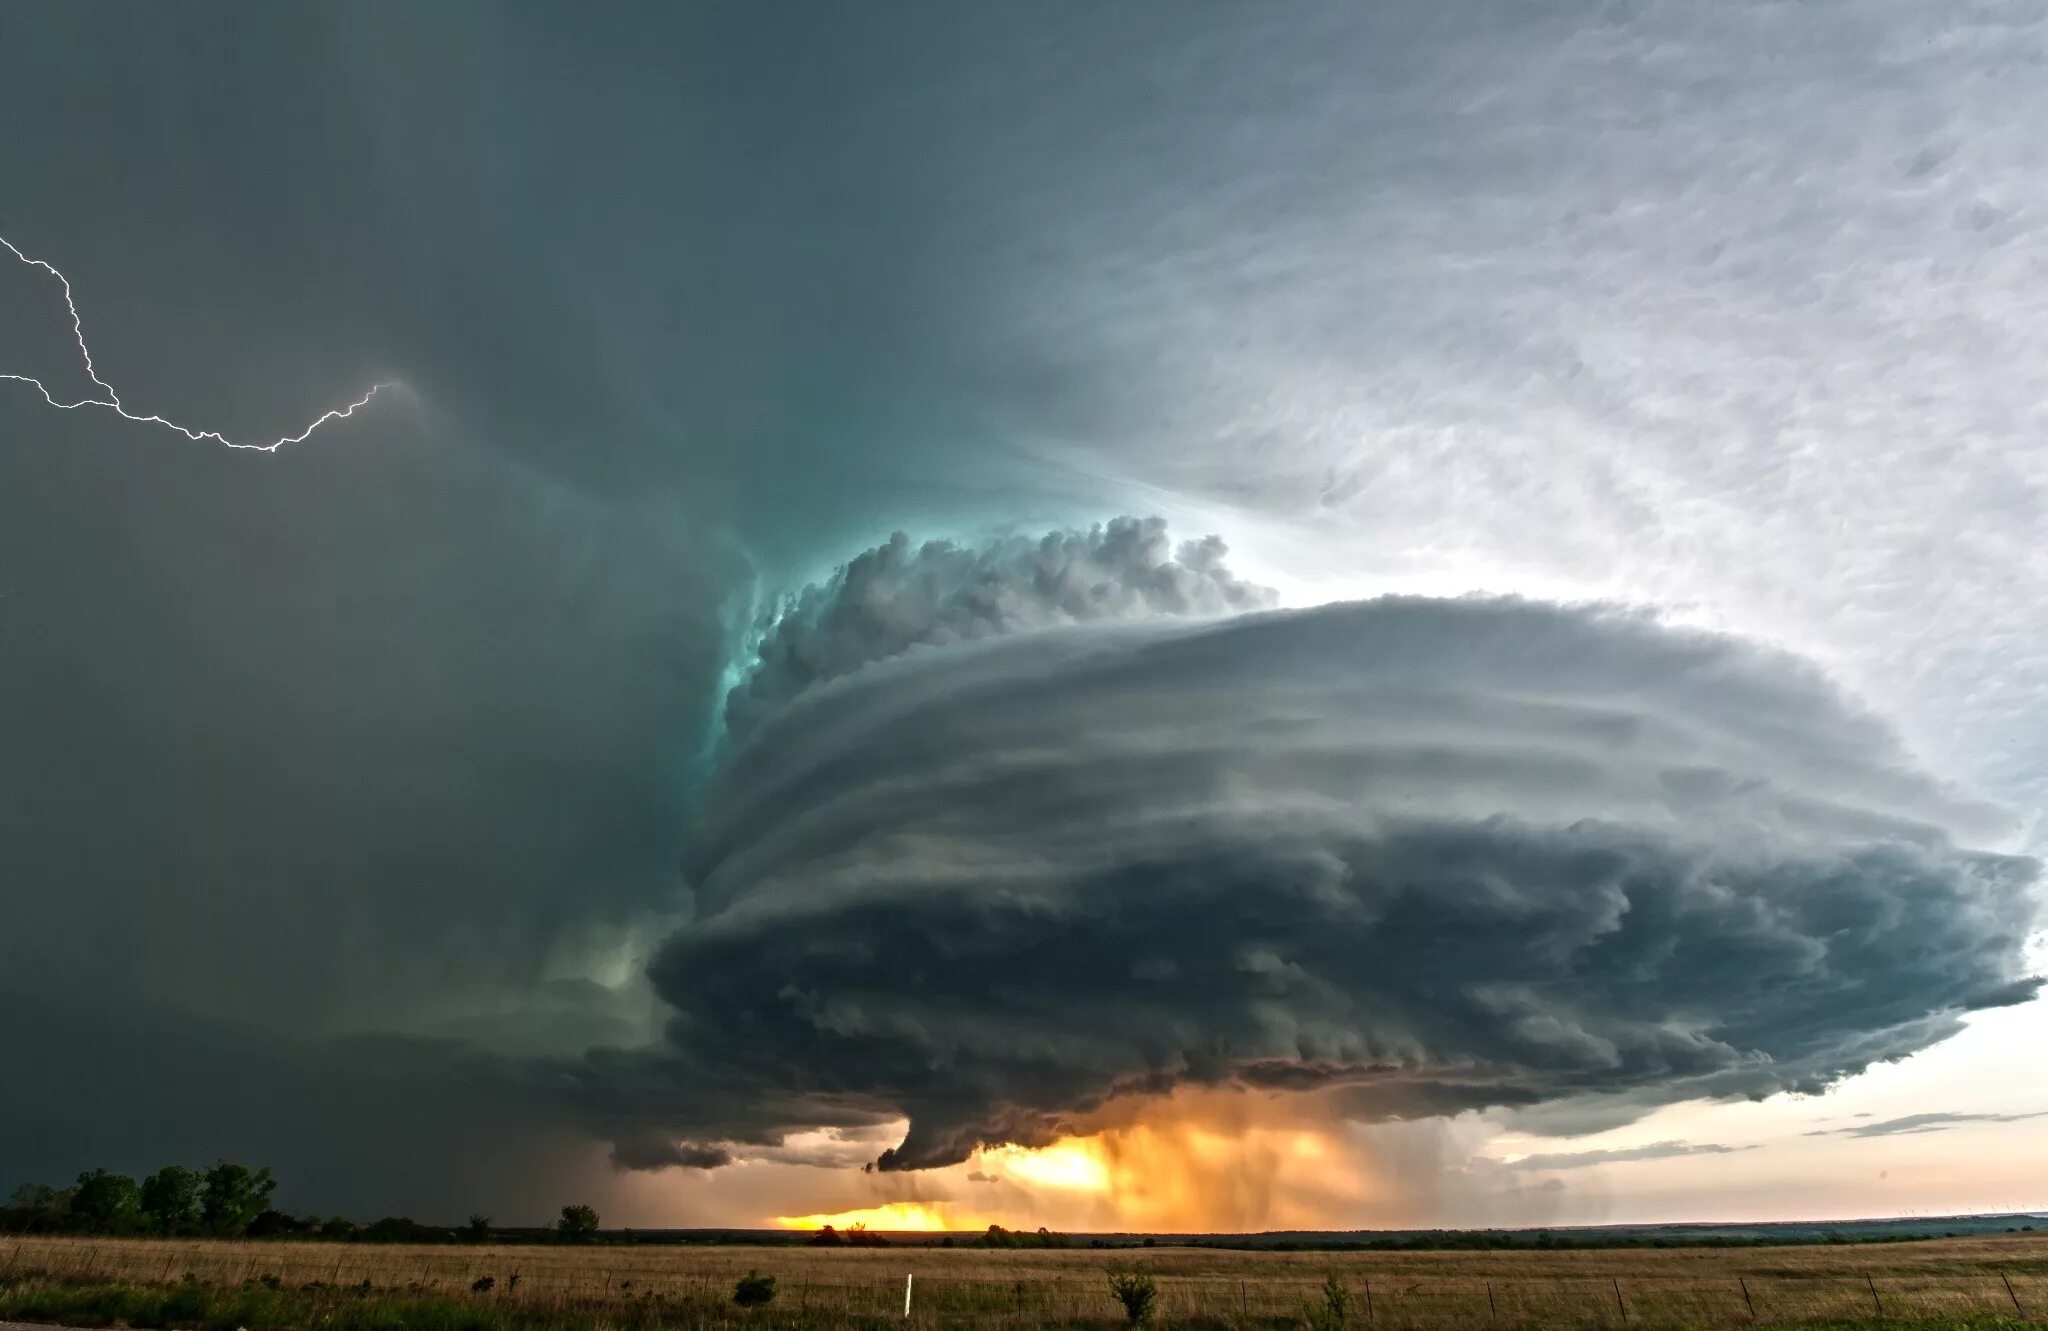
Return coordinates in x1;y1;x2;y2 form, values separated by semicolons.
4;1233;2047;1328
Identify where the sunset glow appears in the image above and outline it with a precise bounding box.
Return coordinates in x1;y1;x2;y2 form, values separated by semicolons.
983;1141;1112;1192
772;1201;978;1232
767;1093;1382;1235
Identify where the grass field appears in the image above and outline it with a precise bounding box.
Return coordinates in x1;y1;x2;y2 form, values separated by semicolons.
3;1233;2046;1328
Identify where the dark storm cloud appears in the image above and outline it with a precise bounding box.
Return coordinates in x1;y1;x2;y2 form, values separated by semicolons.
610;1139;734;1172
627;585;2037;1172
1503;1141;1752;1171
0;414;737;1037
1806;1111;2048;1139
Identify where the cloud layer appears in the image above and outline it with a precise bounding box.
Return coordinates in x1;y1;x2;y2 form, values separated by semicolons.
1810;1111;2048;1139
638;567;2040;1171
725;516;1273;740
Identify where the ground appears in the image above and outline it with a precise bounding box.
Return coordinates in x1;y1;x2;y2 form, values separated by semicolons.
3;1233;2045;1327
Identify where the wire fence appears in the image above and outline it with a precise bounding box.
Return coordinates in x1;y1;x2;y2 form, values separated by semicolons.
4;1237;2045;1328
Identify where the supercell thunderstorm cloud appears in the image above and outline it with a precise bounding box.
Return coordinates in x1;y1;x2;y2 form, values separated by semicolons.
596;523;2039;1179
6;1;2048;1230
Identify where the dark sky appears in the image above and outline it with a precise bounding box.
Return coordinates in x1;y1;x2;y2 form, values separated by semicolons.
3;2;2043;1226
2;0;1346;1215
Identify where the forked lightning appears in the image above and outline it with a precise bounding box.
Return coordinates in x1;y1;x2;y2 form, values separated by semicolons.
2;231;393;452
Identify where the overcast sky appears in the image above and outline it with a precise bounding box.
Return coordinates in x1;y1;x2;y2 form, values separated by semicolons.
2;1;2043;1229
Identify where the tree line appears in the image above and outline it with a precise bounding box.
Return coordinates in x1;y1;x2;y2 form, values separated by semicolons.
3;1163;276;1237
1;1163;605;1245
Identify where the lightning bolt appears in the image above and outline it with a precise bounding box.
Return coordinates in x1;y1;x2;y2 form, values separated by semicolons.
2;230;396;452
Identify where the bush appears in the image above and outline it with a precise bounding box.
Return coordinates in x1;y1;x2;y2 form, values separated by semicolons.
1107;1267;1158;1325
732;1270;776;1308
1303;1272;1351;1330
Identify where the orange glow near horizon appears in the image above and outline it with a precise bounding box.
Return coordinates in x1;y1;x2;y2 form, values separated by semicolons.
772;1092;1378;1234
772;1200;985;1232
1021;1109;1364;1232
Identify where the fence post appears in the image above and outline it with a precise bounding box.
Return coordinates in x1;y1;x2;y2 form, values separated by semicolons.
1739;1277;1755;1320
2002;1271;2026;1318
1365;1275;1374;1322
1239;1280;1247;1316
1487;1280;1497;1321
1614;1277;1628;1322
1866;1273;1882;1318
903;1272;913;1318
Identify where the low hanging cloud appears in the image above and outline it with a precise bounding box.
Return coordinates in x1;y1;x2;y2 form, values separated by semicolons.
1806;1110;2048;1139
608;1138;735;1171
1502;1141;1754;1172
613;522;2039;1174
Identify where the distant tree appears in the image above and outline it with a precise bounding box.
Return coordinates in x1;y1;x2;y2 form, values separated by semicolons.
556;1204;599;1241
808;1224;844;1246
200;1161;277;1237
977;1222;1069;1249
465;1213;492;1242
247;1209;312;1238
71;1170;141;1233
5;1183;75;1233
138;1167;203;1235
367;1216;434;1243
321;1215;361;1240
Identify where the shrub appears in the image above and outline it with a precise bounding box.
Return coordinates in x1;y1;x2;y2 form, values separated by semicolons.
1303;1272;1350;1330
733;1270;776;1308
1107;1267;1158;1325
472;1276;496;1293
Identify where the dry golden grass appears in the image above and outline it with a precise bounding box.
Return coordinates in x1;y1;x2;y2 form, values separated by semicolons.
4;1232;2045;1327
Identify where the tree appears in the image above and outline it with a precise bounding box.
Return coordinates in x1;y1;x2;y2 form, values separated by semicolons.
465;1213;492;1242
247;1209;311;1238
200;1161;276;1237
5;1183;74;1233
555;1203;599;1241
72;1169;141;1233
140;1166;203;1234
